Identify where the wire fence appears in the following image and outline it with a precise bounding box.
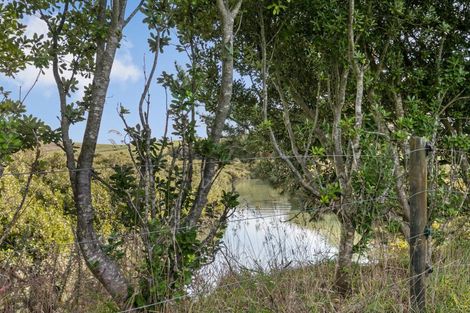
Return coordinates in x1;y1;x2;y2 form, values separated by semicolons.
1;145;470;312
0;193;439;250
1;147;468;250
114;253;470;313
0;147;444;178
2;146;470;179
1;193;469;311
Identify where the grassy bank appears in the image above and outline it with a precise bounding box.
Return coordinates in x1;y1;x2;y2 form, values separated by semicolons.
175;237;470;313
3;147;469;312
0;145;251;312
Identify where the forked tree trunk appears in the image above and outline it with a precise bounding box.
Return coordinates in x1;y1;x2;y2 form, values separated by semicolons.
48;0;131;306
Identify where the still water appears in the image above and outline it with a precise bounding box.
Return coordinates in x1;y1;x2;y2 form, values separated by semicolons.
196;179;337;289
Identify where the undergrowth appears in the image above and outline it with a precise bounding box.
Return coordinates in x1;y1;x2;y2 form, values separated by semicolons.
173;237;470;313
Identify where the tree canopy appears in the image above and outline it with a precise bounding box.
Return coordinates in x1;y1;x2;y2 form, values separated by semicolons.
0;0;469;311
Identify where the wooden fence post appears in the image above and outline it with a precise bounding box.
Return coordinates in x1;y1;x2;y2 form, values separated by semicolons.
409;136;428;313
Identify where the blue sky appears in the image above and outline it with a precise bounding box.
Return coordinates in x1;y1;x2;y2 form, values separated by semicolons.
0;8;192;144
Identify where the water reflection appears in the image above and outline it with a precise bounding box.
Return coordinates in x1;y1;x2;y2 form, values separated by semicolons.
195;179;336;290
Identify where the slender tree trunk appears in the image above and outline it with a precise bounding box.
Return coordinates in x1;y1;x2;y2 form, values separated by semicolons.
186;0;242;227
335;217;355;295
42;0;147;307
332;0;363;295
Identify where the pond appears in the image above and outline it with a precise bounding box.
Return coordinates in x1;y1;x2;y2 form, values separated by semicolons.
195;179;337;290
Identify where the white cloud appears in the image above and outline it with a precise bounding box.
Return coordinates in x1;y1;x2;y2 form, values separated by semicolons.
15;64;55;88
8;15;141;97
24;15;49;39
111;42;141;83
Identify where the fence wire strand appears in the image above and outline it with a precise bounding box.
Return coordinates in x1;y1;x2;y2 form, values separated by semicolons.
2;195;389;249
2;144;470;311
0;147;435;178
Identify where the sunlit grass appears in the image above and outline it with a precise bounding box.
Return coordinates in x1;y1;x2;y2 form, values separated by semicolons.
175;236;470;313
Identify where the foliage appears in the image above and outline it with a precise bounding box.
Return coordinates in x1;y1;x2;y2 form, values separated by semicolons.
1;0;470;311
96;0;244;306
0;92;57;167
0;2;40;76
115;79;240;307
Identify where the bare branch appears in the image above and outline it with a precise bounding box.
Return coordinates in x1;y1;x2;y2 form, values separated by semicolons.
139;31;160;127
20;70;41;105
124;0;144;27
259;9;319;198
273;79;318;187
438;91;470;116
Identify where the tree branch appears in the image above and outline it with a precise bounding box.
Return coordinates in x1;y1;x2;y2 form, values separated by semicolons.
124;0;144;26
0;144;40;246
259;9;319;198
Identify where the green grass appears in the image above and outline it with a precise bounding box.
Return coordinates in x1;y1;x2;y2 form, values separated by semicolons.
7;147;470;312
174;239;470;313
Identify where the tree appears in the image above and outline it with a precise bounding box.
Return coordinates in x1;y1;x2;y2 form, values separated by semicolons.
12;0;144;305
234;0;382;294
357;0;470;240
107;0;242;306
0;3;57;250
183;0;243;227
233;0;469;295
16;0;243;308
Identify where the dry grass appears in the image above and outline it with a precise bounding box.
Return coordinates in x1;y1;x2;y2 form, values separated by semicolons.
173;236;470;313
2;223;469;312
2;149;469;312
